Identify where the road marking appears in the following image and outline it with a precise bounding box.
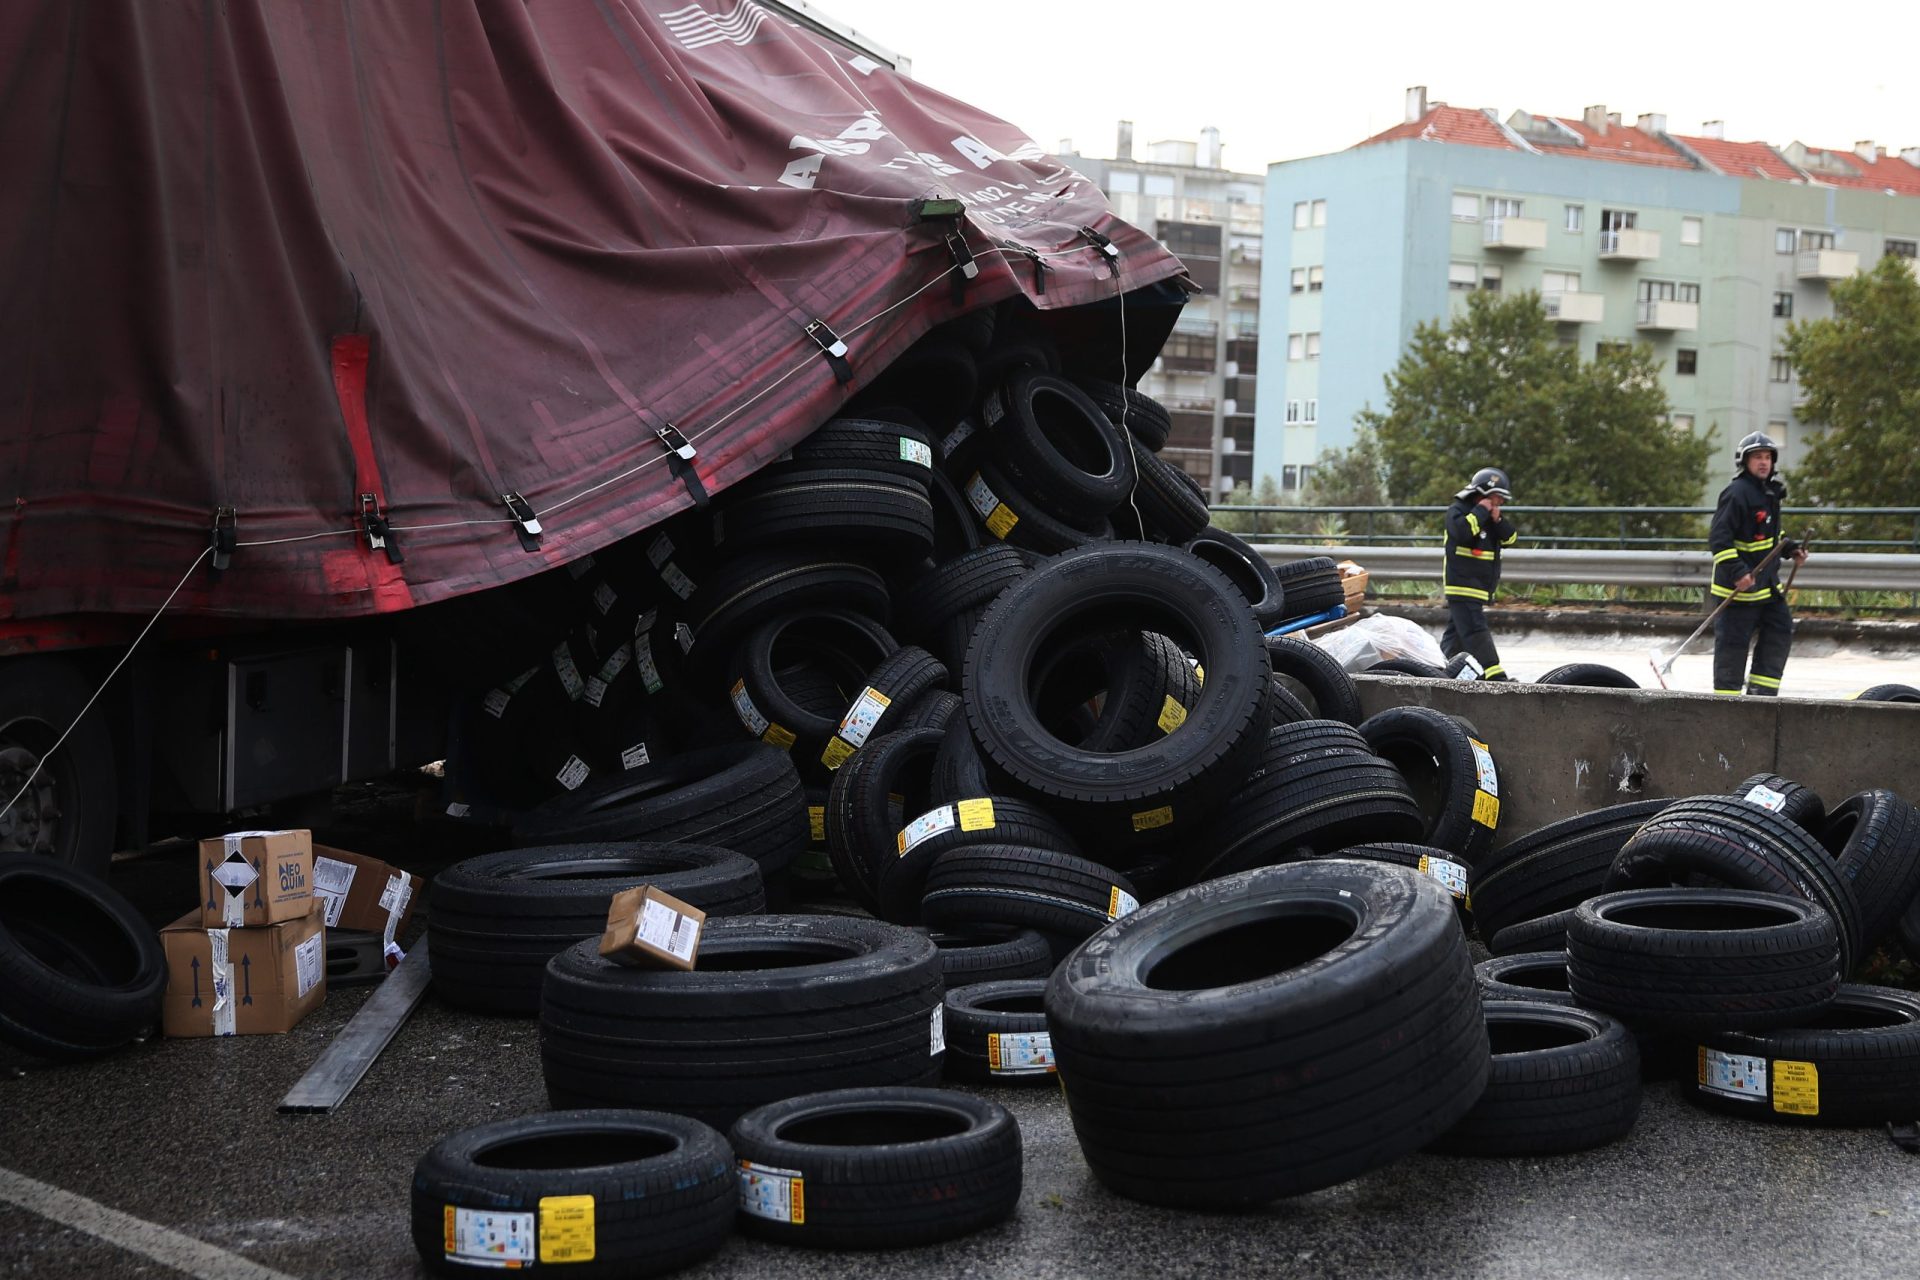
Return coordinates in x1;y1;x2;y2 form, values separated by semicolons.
0;1166;299;1280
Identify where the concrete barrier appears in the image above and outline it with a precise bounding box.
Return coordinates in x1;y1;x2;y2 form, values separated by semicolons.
1354;675;1920;845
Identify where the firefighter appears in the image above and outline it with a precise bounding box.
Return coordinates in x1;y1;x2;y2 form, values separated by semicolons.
1710;432;1805;695
1440;467;1519;680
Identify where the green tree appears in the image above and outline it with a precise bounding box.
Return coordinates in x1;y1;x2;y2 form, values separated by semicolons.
1209;474;1281;536
1788;255;1920;537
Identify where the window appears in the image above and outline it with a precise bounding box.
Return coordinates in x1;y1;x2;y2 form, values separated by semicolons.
1451;193;1480;222
1775;228;1797;254
1799;229;1835;251
1601;209;1637;232
1308;266;1324;292
1288;333;1305;360
1564;205;1584;233
1481;264;1503;293
1285;400;1300;423
1311;200;1327;228
1671;414;1695;432
1143;174;1174;197
1636;280;1699;304
1107;172;1140;194
1676;348;1697;375
1448;262;1478;291
1303;399;1319;424
1282;465;1299;491
1681;217;1703;246
1886;238;1918;260
1768;420;1789;452
1486;197;1524;220
1773;292;1793;318
1771;355;1792;382
1291;267;1307;293
1542;270;1582;294
1304;333;1321;359
1299;464;1315;488
1293;201;1311;230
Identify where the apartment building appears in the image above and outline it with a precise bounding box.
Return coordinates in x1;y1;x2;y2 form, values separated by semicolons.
1061;125;1263;497
1259;88;1920;497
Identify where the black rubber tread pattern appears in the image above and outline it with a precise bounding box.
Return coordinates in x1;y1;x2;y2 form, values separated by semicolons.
876;796;1079;925
962;542;1271;850
1045;861;1489;1207
932;307;997;357
786;416;939;482
713;469;934;560
1264;634;1363;725
1075;632;1203;755
1184;528;1286;629
410;1109;735;1279
512;744;809;884
1820;789;1920;952
1357;705;1499;865
727;1087;1021;1248
1128;441;1211;544
1488;908;1576;957
978;370;1136;526
926;468;983;561
539;916;944;1127
824;727;944;915
858;336;979;433
943;980;1054;1082
1855;683;1920;703
1727;773;1827;829
0;856;166;1059
1534;663;1642;689
1187;722;1425;882
892;689;962;735
1365;657;1449;679
819;646;949;775
730;610;897;770
1684;984;1920;1125
1466;800;1667;941
1310;843;1472;911
684;551;890;667
931;715;992;802
1072;377;1173;452
1428;1000;1641;1156
891;546;1028;647
1566;888;1842;1033
924;927;1054;987
1271;555;1337;583
427;843;766;1015
1267;675;1314;726
920;845;1141;962
1272;569;1346;624
962;459;1113;554
1475;952;1577;1006
1605;795;1864;973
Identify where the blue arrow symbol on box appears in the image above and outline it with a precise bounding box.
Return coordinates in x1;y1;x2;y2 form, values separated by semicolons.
191;956;202;1007
251;856;264;909
240;954;253;1005
205;860;216;910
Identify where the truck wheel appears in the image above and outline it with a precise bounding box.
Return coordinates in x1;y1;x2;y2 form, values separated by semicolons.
0;657;118;877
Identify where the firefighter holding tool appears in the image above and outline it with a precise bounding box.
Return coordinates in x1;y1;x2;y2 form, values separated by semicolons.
1441;467;1519;680
1709;432;1805;695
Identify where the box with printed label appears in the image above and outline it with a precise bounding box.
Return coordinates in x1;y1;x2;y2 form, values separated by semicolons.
598;886;706;971
160;903;328;1037
309;844;422;941
197;829;314;928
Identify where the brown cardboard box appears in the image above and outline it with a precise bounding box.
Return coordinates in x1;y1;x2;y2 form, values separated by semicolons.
598;885;706;970
161;904;327;1036
310;844;422;942
198;829;314;928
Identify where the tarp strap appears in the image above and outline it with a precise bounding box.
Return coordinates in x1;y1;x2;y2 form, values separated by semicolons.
804;318;854;384
502;493;543;551
653;423;710;510
1080;226;1122;276
210;509;237;576
360;494;401;563
943;232;978;304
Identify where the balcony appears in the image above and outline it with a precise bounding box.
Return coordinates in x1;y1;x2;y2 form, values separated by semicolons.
1230;245;1263;265
1482;216;1547;251
1797;248;1860;281
1635;299;1698;331
1229;284;1261;303
1543;291;1605;324
1599;227;1661;261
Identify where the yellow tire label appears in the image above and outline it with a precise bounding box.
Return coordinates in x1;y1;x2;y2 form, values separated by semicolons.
538;1195;596;1264
1471;790;1500;829
985;503;1019;539
1156;696;1188;734
1130;805;1174;833
762;723;796;750
956;797;996;831
1772;1059;1820;1116
1107;885;1140;919
987;1031;1002;1073
820;736;856;770
808;805;826;844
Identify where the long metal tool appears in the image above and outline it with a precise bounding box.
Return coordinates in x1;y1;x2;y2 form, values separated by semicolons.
279;937;432;1113
1646;532;1806;689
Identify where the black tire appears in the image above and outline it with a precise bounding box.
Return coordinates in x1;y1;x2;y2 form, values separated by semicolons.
1264;634;1362;725
818;647;950;775
1045;860;1489;1207
924;927;1053;987
1685;984;1920;1125
714;468;934;561
1605;795;1864;973
1267;675;1314;726
1566;888;1842;1033
1311;843;1471;912
685;550;890;666
1855;683;1920;703
824;728;944;914
858;336;979;433
1185;528;1286;629
979;370;1136;526
410;1110;734;1278
930;715;992;801
0;657;119;875
788;416;939;482
1728;773;1826;830
1051;631;1202;756
943;980;1054;1082
1072;377;1172;452
920;845;1141;961
877;796;1078;925
540;916;944;1126
961;460;1112;554
891;546;1027;652
1488;908;1576;957
1357;706;1501;864
1819;790;1920;952
1534;663;1641;689
729;610;897;765
962;542;1271;849
428;844;766;1015
892;689;962;735
1127;442;1210;544
0;856;165;1059
514;744;809;885
1467;800;1667;941
727;1087;1021;1248
926;468;983;562
1365;657;1449;679
1428;1000;1640;1156
1475;951;1576;1006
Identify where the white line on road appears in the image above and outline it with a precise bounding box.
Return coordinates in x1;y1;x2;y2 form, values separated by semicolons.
0;1166;300;1280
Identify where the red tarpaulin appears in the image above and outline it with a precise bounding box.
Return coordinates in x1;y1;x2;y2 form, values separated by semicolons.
0;0;1182;627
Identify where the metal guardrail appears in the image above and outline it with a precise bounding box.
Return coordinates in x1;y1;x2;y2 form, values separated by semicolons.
1251;544;1920;592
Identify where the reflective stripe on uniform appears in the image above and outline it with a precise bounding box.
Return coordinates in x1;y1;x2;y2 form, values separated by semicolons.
1483;665;1505;678
1712;688;1744;696
1501;531;1518;546
1749;674;1782;688
1712;548;1740;564
1444;585;1490;601
1465;513;1481;535
1454;547;1496;559
1732;537;1775;552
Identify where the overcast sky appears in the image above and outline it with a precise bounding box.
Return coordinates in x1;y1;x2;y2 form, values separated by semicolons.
813;1;1913;174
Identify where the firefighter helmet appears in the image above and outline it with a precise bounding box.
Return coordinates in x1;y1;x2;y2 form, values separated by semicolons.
1456;467;1513;501
1733;431;1780;472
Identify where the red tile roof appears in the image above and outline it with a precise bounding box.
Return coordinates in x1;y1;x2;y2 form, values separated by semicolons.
1672;135;1802;182
1795;146;1920;196
1358;106;1518;153
1548;118;1694;169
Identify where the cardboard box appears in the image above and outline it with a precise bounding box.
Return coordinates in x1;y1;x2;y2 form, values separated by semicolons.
599;886;706;970
161;904;327;1036
310;844;422;943
199;829;314;928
